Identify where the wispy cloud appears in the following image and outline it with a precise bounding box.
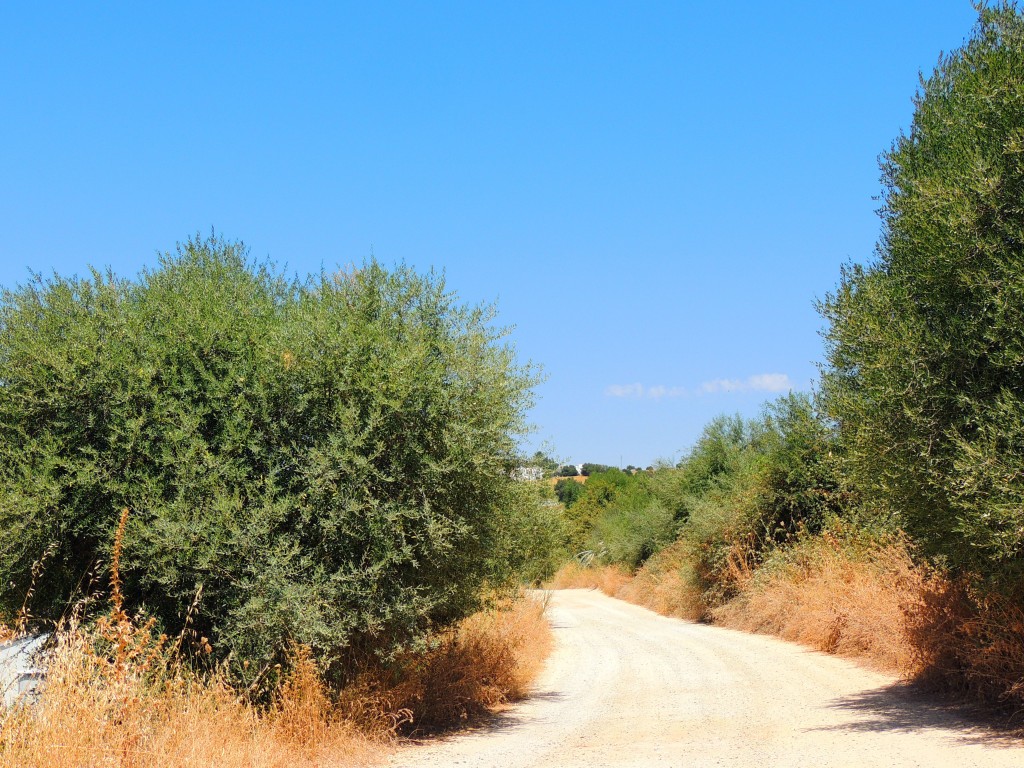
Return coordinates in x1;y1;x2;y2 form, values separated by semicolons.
604;382;644;398
647;385;687;400
746;373;793;392
605;373;793;400
699;373;793;394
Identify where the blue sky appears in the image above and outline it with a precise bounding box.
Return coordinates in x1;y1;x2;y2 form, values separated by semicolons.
1;2;980;466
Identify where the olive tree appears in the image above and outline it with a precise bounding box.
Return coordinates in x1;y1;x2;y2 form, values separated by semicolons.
0;236;540;676
820;3;1024;582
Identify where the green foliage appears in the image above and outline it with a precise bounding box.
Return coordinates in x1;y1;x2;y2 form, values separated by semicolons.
555;464;579;477
653;414;756;523
526;450;560;477
553;477;585;507
562;468;633;552
644;397;844;604
497;481;567;585
552;467;674;568
755;393;845;541
580;463;615;476
565;397;841;576
0;236;539;676
590;494;674;569
819;3;1024;583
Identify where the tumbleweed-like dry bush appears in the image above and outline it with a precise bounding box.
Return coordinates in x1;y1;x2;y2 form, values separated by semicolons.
905;576;1024;712
0;617;377;768
1;509;554;766
547;543;705;622
615;541;706;621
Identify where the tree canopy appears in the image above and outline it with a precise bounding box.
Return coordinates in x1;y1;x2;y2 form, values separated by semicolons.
820;2;1024;582
0;236;540;675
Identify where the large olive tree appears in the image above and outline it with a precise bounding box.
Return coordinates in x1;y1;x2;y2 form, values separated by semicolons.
0;236;541;676
820;3;1024;583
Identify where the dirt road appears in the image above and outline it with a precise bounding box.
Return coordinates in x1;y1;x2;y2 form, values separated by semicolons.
390;589;1023;767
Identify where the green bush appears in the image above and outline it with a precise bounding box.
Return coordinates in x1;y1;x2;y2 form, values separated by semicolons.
652;414;755;524
590;496;674;569
647;396;844;604
561;468;634;552
0;236;539;677
754;393;845;542
551;467;675;568
553;477;585;507
511;482;569;584
819;3;1024;583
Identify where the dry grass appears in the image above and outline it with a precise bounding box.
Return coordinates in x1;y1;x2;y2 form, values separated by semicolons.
0;623;378;768
546;550;705;621
905;577;1024;711
616;541;706;621
546;562;632;596
0;508;555;764
713;533;926;673
344;594;552;735
0;534;381;768
0;592;552;765
0;596;552;766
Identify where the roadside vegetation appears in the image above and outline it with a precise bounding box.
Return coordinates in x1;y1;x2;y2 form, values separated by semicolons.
4;2;1024;759
0;240;555;764
549;2;1024;717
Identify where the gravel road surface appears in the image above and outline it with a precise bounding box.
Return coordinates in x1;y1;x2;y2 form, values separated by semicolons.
390;589;1023;767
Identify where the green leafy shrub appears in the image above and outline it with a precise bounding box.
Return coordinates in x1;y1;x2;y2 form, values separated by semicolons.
0;236;539;677
650;396;844;605
589;496;674;569
553;477;585;507
561;468;634;552
819;3;1024;584
651;414;754;525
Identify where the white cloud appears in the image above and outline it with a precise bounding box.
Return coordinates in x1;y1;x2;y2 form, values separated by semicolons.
647;385;687;400
605;382;644;398
746;373;793;392
605;373;793;399
699;378;742;394
699;373;793;395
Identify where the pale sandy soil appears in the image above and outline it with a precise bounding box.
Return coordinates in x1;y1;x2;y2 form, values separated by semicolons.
389;589;1024;768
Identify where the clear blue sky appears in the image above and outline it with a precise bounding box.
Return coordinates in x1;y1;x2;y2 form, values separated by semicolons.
1;2;980;467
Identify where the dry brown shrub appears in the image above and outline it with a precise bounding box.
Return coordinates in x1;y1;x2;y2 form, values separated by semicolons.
0;509;554;763
0;522;375;768
546;562;632;595
0;626;377;768
341;594;552;735
713;533;924;673
617;541;706;621
546;547;705;621
0;596;552;765
906;577;1024;712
